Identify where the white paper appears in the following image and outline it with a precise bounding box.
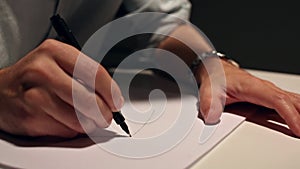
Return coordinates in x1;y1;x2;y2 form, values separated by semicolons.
0;95;245;169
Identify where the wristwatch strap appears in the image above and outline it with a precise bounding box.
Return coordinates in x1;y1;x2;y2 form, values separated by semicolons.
190;50;239;72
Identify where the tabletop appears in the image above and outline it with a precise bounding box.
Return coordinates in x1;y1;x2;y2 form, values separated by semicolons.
191;69;300;169
0;69;299;169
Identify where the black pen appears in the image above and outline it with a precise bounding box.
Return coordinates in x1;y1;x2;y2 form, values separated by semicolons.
50;14;131;137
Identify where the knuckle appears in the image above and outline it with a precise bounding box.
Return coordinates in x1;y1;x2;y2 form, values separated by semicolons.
38;39;60;53
23;88;49;107
24;59;48;76
274;93;290;104
23;59;56;84
23;89;37;101
23;88;42;104
29;60;48;74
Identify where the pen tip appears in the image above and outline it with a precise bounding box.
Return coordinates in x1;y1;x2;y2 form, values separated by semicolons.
129;134;132;137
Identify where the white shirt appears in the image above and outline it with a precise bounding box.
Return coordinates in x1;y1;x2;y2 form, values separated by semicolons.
0;0;191;68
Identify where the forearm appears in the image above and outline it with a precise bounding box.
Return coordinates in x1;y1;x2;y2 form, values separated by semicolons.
158;24;214;66
156;24;216;83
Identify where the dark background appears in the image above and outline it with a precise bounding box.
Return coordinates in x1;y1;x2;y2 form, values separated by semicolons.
189;0;299;74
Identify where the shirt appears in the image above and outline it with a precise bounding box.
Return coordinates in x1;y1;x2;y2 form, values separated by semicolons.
0;0;191;68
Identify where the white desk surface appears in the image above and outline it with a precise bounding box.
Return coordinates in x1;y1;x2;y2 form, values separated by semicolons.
0;69;299;169
191;69;300;169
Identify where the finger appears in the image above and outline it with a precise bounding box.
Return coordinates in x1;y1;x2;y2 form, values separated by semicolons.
32;44;114;128
41;39;123;111
45;62;113;128
69;53;124;112
239;79;300;136
196;57;227;124
272;95;300;136
28;87;97;133
30;115;79;138
285;92;300;136
71;79;113;128
32;117;79;138
199;80;225;124
286;91;300;114
23;88;79;137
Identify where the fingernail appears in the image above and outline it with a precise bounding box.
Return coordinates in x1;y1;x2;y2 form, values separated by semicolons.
204;113;221;125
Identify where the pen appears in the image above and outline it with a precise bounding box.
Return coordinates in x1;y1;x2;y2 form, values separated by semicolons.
50;14;131;137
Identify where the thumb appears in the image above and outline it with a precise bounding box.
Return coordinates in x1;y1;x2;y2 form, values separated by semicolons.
199;80;225;124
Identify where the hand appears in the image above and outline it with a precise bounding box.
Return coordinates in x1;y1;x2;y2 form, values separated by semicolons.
0;39;124;138
196;57;300;137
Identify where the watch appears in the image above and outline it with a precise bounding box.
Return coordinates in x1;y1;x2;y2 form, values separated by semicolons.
190;50;240;72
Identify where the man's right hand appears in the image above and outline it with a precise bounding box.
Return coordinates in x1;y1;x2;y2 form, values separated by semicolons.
0;39;124;138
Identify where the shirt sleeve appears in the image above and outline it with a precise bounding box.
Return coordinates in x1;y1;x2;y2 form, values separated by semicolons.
122;0;192;47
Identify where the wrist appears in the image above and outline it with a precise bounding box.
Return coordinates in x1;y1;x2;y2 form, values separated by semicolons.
191;51;240;83
191;50;239;71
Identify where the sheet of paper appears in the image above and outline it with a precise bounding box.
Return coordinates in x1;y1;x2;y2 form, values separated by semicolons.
0;95;245;169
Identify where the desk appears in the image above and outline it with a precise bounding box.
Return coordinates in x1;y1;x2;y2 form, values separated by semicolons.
191;69;300;169
0;69;299;169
